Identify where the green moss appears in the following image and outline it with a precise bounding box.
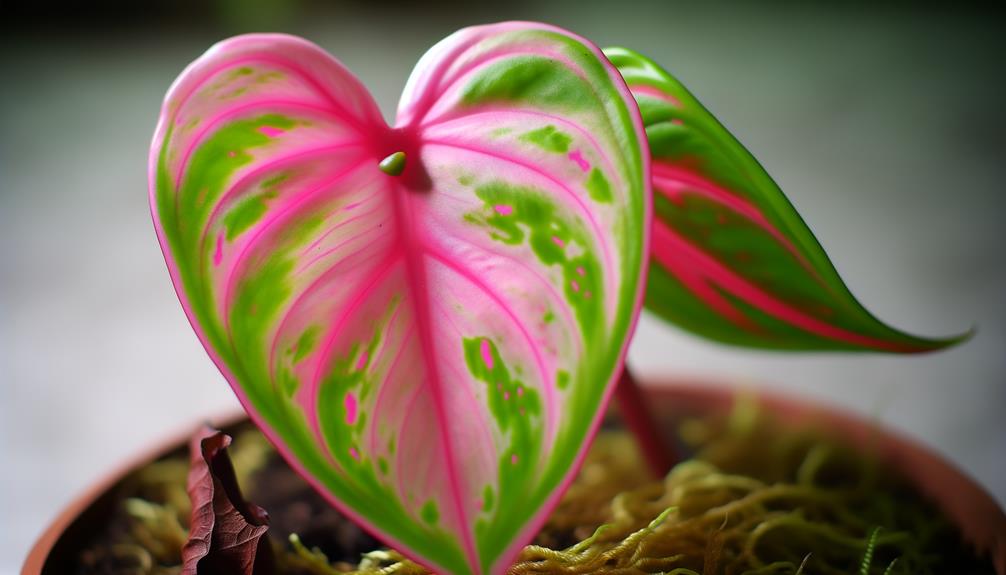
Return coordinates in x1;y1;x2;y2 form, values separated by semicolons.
77;399;991;575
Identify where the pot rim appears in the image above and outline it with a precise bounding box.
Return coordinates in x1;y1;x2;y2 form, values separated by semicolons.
21;379;1006;575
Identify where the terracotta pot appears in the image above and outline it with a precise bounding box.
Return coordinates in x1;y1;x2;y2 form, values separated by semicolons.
21;380;1006;574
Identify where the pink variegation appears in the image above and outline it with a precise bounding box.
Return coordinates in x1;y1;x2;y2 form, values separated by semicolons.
606;47;963;352
150;24;649;575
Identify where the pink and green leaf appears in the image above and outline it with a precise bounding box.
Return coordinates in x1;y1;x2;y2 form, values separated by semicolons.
151;25;649;575
604;47;965;352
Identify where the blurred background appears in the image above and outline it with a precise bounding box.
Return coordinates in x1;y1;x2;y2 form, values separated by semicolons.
2;1;1004;572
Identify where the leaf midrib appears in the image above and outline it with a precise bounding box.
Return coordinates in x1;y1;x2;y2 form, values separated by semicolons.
389;174;482;575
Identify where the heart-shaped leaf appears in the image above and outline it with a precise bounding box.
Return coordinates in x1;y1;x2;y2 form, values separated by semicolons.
151;24;649;575
605;47;964;352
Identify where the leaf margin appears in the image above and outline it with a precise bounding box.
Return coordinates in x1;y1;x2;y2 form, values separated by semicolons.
603;45;970;353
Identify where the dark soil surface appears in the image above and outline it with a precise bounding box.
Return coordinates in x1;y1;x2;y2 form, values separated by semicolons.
64;407;996;575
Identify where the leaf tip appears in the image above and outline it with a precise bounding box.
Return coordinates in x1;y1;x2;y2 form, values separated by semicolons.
878;317;976;353
912;324;976;353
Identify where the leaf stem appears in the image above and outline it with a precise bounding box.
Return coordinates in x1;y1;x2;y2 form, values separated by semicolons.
614;366;679;477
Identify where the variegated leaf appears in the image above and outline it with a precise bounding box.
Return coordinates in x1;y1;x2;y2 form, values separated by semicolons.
605;46;963;352
151;25;649;575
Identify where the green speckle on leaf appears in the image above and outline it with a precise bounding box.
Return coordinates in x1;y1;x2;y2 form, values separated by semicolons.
520;125;572;153
420;500;439;524
482;485;495;512
231;256;294;349
315;298;402;468
287;213;326;246
222;192;274;241
461;57;593;110
261;171;289;189
462;337;542;431
556;370;570;390
543;310;555;324
470;181;603;337
255;71;284;84
378;457;389;475
464;334;545;568
291;326;320;363
224;87;248;99
277;368;299;397
176;114;297;249
586;168;612;203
